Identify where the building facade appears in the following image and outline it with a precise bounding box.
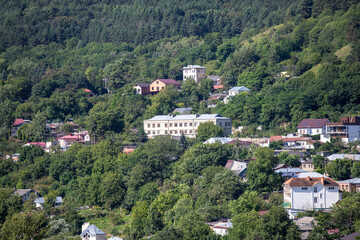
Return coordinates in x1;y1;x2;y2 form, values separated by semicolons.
297;119;329;136
322;116;360;143
144;114;231;138
149;79;181;94
182;65;206;82
283;177;341;219
228;86;250;96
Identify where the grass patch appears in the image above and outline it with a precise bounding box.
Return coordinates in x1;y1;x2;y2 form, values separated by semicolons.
335;44;351;61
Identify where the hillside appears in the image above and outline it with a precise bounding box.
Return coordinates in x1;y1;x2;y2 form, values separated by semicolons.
0;1;360;239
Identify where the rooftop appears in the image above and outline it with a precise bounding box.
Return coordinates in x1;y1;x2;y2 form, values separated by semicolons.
228;86;250;92
182;65;206;69
13;189;34;196
297;119;329;129
155;79;181;87
135;83;151;87
80;224;106;237
145;114;230;121
284;177;339;187
337;178;360;184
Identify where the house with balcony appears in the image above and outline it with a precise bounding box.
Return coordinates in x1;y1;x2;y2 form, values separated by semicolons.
143;114;231;138
182;65;206;83
282;176;341;219
297;119;329;136
322;116;360;143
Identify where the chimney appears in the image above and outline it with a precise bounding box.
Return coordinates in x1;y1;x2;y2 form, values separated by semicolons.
321;177;325;185
307;176;311;181
82;222;90;232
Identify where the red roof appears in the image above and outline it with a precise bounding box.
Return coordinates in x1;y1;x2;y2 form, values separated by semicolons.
282;137;310;142
224;160;234;169
327;229;339;234
213;84;224;89
14;119;25;126
270;136;283;142
83;88;92;93
157;79;181;87
297;119;329;129
258;210;269;216
27;142;46;147
59;135;80;140
284;177;339;187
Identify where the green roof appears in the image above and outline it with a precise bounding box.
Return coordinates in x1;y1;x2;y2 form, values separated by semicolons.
281;202;291;208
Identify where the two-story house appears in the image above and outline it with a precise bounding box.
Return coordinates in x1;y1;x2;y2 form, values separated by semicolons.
143;114;231;138
80;223;106;240
149;79;181;94
297;119;329;136
283;177;341;219
182;65;206;82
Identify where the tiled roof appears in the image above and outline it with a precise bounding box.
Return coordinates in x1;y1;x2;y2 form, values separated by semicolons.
13;119;25;126
282;137;310;142
297;119;329;129
224;160;234;170
157;79;181;87
270;136;283;142
284;177;339;187
83;88;92;93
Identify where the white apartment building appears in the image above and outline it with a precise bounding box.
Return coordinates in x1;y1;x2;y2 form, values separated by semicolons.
322;116;360;143
143;114;231;138
182;65;206;82
283;177;341;219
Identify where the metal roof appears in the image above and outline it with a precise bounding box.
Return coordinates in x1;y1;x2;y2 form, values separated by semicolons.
228;86;250;92
146;114;230;121
337;178;360;184
80;224;106;237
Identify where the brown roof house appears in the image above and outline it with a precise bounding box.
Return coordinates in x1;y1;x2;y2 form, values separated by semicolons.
149;79;181;94
134;83;151;95
282;177;341;219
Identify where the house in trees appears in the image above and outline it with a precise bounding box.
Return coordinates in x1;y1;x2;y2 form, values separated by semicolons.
206;220;233;236
182;65;206;82
13;189;40;203
34;197;63;208
337;178;360;193
144;114;231;138
149;79;181;94
224;160;247;177
297;119;329;136
12;118;31;137
80;223;106;240
83;89;96;98
228;86;250;96
283;176;341;219
134;83;151;95
207;75;222;84
322;116;360;143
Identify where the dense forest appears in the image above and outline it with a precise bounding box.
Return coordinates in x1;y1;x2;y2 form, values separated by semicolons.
1;0;360;239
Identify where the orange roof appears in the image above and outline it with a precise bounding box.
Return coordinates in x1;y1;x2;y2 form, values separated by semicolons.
282;137;310;142
270;136;283;142
284;177;339;187
83;88;92;93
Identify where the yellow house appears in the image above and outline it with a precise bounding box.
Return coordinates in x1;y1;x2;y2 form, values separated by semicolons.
149;79;181;94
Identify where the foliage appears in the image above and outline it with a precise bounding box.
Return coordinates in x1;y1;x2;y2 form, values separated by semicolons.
327;159;353;180
196;121;225;141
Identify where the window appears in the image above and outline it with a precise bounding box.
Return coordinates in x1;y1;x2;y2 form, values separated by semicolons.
185;130;187;133
165;123;167;127
156;81;159;84
314;187;317;193
162;86;164;89
189;130;192;133
329;187;335;190
152;124;155;128
219;122;222;126
157;124;160;128
179;123;182;127
184;123;187;127
147;131;150;134
314;197;317;203
174;123;177;127
225;122;231;126
157;130;160;134
152;87;154;90
148;124;150;128
157;87;159;91
302;187;308;190
175;130;178;134
170;130;173;134
152;131;155;134
194;123;197;126
165;130;168;134
170;123;172;127
189;123;192;126
320;193;323;199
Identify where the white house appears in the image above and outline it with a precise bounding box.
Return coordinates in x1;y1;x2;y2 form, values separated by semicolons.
283;177;341;219
143;114;232;138
224;160;247;177
206;220;232;236
297;119;329;136
322;116;360;143
80;223;106;240
228;86;250;96
182;65;206;82
34;197;63;208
